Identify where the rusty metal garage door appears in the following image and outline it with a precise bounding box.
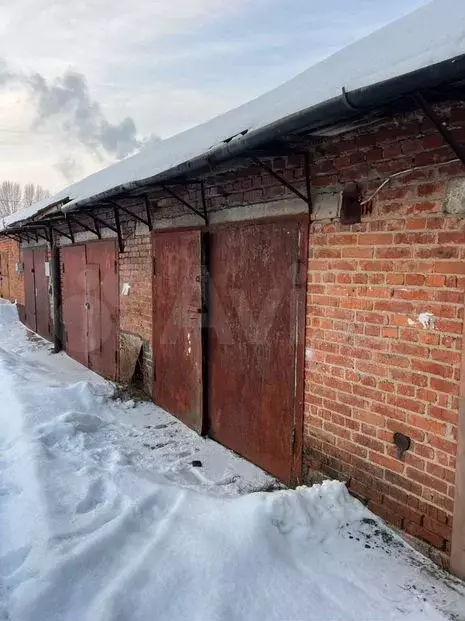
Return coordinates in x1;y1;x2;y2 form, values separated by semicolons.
86;241;118;380
23;249;37;332
152;230;204;433
61;241;118;380
61;245;87;366
0;253;10;299
208;219;307;483
34;247;52;341
23;247;51;340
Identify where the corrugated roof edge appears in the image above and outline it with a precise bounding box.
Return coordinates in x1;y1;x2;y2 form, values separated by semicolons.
62;52;465;214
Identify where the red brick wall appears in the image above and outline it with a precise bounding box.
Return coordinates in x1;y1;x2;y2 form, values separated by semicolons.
0;238;24;305
304;103;465;559
118;232;153;393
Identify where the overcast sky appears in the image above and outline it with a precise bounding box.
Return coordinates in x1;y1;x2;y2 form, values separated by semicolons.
0;0;430;193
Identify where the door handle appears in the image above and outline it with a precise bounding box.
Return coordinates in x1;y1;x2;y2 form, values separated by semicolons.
84;302;90;310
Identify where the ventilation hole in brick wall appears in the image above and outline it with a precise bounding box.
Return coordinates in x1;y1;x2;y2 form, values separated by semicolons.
340;182;362;225
393;432;411;460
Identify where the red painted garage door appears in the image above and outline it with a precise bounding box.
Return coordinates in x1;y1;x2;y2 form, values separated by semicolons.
208;219;306;483
23;247;51;340
61;241;118;380
152;230;204;433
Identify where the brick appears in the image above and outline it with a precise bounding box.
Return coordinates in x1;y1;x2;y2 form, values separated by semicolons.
382;327;399;338
428;405;457;425
386;273;405;285
406;467;448;494
438;232;465;244
406;414;447;436
404;274;425;286
358;234;393;246
426;434;457;456
394;232;436;245
425;275;446;287
430;349;461;365
387;394;425;414
433;261;465;274
429;377;460;395
359;261;393;272
369;451;405;473
411;359;453;379
404;521;445;549
391;341;429;358
434;319;463;335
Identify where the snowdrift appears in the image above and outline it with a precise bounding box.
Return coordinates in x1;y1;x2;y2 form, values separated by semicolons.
0;305;464;620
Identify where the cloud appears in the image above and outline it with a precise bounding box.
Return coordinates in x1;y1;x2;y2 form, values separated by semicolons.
0;60;158;186
28;70;144;159
54;156;83;184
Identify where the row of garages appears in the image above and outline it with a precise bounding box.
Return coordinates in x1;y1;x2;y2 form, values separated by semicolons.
19;217;308;483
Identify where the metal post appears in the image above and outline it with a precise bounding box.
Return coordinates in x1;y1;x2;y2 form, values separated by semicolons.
50;237;63;354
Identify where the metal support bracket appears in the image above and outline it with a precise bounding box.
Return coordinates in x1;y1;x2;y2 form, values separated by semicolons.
251;156;312;211
51;225;73;241
35;230;49;243
91;215;102;239
91;214;118;236
413;91;465;167
115;203;150;228
159;184;207;223
4;233;22;243
66;214;100;239
67;219;75;244
144;195;153;231
21;224;52;243
113;206;124;253
200;181;209;223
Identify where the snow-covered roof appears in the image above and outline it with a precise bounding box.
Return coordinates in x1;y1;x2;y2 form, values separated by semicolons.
3;0;465;231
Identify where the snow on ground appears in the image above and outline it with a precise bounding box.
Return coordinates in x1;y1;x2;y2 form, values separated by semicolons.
0;301;464;621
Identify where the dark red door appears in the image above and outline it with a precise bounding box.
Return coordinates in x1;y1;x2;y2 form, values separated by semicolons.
0;254;10;299
62;241;118;380
152;230;203;433
85;264;101;373
33;248;51;340
61;245;87;366
23;249;37;332
208;220;304;482
86;241;118;381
